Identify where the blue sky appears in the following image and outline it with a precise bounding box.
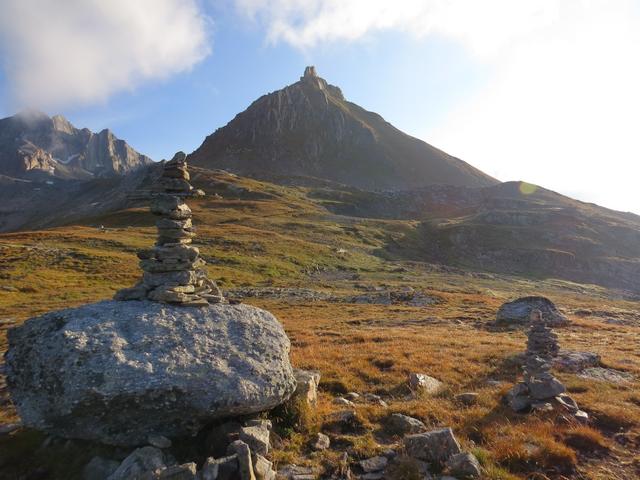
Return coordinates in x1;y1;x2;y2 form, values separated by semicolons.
1;1;640;213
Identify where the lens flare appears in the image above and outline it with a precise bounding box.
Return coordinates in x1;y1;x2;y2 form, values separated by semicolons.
519;182;538;195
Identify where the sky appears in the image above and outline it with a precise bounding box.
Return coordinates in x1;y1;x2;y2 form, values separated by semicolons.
0;0;639;213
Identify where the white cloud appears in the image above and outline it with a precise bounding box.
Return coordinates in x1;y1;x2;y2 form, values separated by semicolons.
235;0;640;213
235;0;560;57
0;0;211;108
427;0;640;213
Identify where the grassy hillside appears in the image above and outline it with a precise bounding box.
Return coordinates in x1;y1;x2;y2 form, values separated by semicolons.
1;169;639;479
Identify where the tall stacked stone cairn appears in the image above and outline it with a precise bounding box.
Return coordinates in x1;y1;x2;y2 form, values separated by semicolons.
5;153;297;448
506;310;586;419
114;151;223;306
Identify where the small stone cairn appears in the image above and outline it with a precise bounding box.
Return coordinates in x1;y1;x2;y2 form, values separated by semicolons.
115;152;224;306
507;310;585;418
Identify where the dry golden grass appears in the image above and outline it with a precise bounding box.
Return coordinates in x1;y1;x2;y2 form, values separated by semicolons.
0;173;639;479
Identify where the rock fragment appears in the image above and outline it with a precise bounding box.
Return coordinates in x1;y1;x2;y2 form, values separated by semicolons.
408;373;443;394
387;413;426;435
404;427;462;466
107;446;165;480
158;463;197;479
446;452;481;479
311;432;330;450
292;369;320;406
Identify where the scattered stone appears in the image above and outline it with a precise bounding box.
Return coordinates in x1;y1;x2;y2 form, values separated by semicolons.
83;456;119;480
574;410;589;423
496;296;568;327
363;393;388;407
276;464;316;479
148;434;172;449
228;440;256;480
333;397;355;407
404;427;462;466
531;401;554;412
359;456;388;473
345;392;360;401
253;454;276;480
387;413;426;435
158;463;197;479
408;373;443;394
578;367;634;384
200;455;239;480
446;452;481;479
554;393;579;413
454;393;479;406
311;432;330;450
292;369;320;406
239;425;271;456
326;410;362;434
114;152;225;306
5;301;296;446
554;350;601;372
107;446;166;480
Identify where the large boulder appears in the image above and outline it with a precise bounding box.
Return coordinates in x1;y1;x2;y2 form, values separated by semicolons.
5;300;296;446
496;296;568;327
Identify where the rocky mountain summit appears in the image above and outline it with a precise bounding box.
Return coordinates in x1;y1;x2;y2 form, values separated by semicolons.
189;66;497;190
0;110;152;180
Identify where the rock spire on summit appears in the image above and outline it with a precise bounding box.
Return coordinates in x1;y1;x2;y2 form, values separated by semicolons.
302;66;317;79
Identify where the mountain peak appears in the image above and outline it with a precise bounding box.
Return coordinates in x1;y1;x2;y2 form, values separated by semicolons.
301;66;318;79
51;114;75;134
190;69;497;190
0;111;152;180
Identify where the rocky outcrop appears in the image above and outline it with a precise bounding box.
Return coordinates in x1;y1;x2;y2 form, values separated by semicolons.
189;67;496;191
496;296;568;327
5;300;296;446
0;110;151;180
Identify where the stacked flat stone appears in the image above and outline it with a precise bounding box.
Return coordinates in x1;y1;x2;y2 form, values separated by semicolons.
115;152;224;306
522;309;563;398
507;309;577;413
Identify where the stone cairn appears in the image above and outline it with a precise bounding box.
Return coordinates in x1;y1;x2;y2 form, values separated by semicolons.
115;152;224;306
507;310;585;418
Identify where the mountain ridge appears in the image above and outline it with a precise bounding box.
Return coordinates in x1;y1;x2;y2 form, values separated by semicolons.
0;110;152;181
189;66;497;190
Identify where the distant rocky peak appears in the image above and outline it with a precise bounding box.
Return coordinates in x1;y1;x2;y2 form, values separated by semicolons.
302;65;318;79
51;115;75;134
0;111;152;180
297;65;344;100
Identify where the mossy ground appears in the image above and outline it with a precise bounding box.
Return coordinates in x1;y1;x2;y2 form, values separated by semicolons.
0;170;638;479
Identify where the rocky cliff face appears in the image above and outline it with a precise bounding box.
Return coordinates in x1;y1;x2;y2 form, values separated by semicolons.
0;111;152;180
189;67;497;190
